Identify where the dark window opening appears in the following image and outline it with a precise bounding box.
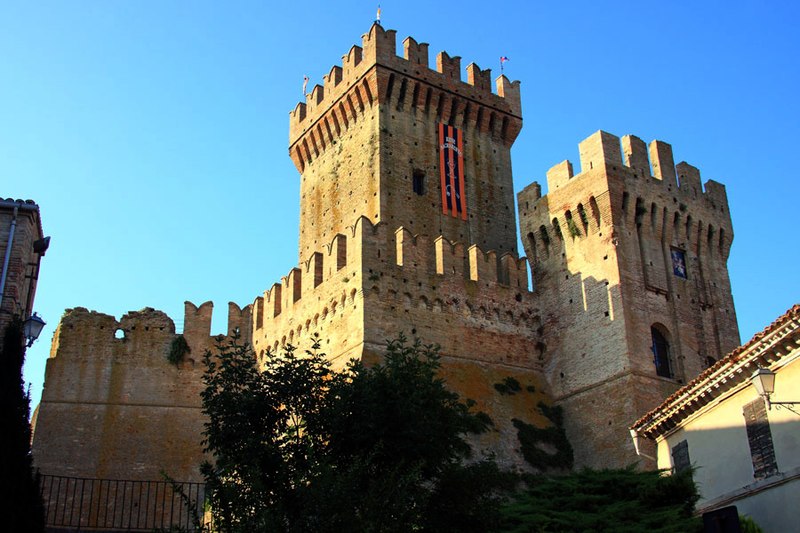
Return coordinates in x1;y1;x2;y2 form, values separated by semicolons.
412;170;425;195
652;326;672;378
743;398;778;479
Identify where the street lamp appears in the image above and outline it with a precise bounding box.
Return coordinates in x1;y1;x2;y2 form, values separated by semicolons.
23;312;46;348
750;367;799;415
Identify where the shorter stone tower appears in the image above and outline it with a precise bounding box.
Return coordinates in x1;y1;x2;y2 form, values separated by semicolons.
518;131;740;468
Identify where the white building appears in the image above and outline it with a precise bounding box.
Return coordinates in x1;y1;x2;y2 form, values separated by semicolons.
630;305;800;532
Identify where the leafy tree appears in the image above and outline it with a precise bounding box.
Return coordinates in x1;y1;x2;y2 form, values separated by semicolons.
200;333;331;531
496;467;701;533
199;333;703;533
0;318;45;532
199;333;508;532
303;335;510;532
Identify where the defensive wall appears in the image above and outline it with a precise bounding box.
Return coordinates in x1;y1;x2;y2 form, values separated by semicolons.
253;215;537;365
251;213;547;468
518;130;740;468
32;301;250;483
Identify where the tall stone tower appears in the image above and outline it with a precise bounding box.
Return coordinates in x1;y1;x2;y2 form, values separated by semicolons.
518;131;740;468
254;24;538;380
289;24;521;261
243;25;547;469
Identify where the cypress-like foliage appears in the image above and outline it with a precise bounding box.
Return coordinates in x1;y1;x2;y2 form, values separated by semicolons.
497;467;701;532
0;318;45;532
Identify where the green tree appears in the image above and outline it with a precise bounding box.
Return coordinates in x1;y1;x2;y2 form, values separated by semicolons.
0;318;45;532
199;334;507;532
199;334;702;533
496;467;701;533
200;334;331;531
303;335;509;532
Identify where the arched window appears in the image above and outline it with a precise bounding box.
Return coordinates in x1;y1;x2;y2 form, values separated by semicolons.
651;326;672;378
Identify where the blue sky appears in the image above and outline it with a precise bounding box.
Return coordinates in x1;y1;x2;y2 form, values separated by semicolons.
2;1;798;403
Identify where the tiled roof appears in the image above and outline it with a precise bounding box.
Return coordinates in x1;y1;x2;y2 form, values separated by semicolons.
631;305;800;439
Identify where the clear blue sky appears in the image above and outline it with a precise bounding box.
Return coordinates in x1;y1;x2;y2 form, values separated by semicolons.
2;1;798;404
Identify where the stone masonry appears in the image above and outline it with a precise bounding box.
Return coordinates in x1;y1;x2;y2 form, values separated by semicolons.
518;131;739;467
32;23;741;485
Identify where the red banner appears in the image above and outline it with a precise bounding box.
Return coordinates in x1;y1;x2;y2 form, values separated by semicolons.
439;123;466;219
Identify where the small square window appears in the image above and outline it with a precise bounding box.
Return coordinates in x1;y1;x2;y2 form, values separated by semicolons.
671;248;687;279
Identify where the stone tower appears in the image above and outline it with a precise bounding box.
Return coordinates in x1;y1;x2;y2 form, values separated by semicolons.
518;130;740;468
289;24;521;261
255;24;538;379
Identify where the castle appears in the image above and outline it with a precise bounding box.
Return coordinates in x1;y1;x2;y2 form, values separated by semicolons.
32;24;739;489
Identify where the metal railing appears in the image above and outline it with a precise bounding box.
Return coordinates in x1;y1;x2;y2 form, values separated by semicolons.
40;474;209;531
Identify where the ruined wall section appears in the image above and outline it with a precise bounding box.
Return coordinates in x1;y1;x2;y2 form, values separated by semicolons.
518;130;740;468
290;24;522;261
32;302;250;482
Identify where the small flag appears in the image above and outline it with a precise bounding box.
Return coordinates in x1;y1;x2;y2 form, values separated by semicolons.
376;4;381;24
302;75;309;95
500;56;509;73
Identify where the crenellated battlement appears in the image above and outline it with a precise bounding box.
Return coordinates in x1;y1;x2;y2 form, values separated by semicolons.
50;307;176;361
252;215;538;369
539;130;730;211
288;23;522;171
254;216;531;332
519;130;734;261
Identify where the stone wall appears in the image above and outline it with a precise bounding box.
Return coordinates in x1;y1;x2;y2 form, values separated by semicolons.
31;306;223;482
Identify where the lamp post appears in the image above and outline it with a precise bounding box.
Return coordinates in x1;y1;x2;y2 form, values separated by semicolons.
750;367;800;415
23;312;45;348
